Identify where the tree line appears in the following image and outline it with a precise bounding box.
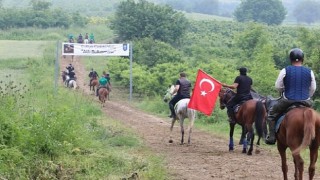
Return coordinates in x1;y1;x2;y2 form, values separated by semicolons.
0;0;87;29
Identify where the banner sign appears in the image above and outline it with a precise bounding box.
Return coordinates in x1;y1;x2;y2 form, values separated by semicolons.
62;43;130;56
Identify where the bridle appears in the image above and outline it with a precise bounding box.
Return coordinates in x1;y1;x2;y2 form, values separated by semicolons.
219;88;234;108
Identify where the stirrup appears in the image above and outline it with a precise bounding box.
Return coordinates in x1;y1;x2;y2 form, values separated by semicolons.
265;136;276;145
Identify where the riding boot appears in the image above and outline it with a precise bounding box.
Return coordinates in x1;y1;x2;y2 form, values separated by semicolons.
169;103;176;119
265;120;276;145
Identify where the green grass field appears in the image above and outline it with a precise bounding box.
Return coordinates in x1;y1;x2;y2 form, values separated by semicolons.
0;40;52;60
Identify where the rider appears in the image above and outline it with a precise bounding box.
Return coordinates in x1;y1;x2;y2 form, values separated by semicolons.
89;33;95;43
88;68;99;86
221;67;253;122
68;34;74;43
84;33;89;44
168;72;191;119
66;70;76;87
265;48;316;145
104;72;112;91
78;33;83;43
66;64;74;73
96;73;109;96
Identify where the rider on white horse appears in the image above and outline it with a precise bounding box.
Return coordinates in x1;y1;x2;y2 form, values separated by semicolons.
66;70;76;88
168;72;192;119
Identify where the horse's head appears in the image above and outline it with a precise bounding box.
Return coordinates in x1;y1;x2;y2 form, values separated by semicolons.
163;85;175;103
218;87;235;110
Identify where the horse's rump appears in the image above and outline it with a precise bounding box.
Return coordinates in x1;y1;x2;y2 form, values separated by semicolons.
279;107;319;154
175;98;196;120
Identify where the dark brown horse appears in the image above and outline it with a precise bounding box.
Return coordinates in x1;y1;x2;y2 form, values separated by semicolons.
98;87;109;107
219;87;266;155
89;78;98;92
276;107;320;180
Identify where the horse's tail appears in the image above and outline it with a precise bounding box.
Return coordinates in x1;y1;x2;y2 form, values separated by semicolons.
292;108;316;155
254;100;265;138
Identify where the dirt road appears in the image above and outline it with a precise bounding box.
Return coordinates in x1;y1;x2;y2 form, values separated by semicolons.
61;56;320;180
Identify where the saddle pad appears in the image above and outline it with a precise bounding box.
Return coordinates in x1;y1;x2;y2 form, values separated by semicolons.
275;115;285;133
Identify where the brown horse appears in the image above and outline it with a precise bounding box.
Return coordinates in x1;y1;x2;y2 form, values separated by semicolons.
276;107;320;180
89;78;98;92
219;87;266;155
98;87;109;107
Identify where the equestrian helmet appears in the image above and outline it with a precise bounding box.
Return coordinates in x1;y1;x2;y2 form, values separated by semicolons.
289;48;304;62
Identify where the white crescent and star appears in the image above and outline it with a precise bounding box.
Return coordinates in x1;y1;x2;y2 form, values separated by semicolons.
199;78;215;96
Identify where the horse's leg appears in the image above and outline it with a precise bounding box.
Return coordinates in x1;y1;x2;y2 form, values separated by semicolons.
239;125;246;145
308;143;318;180
169;118;176;143
179;118;185;145
278;144;288;180
247;129;254;156
242;128;248;154
229;123;235;151
292;153;304;180
187;115;195;145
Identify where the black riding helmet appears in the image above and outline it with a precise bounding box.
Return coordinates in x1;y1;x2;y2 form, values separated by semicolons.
289;48;304;62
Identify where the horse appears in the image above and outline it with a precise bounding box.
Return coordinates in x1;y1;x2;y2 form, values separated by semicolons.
163;85;196;145
219;87;266;155
89;78;98;92
68;79;78;90
98;87;109;107
61;71;67;83
275;107;320;180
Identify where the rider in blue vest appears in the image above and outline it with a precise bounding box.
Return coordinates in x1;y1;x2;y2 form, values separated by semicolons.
265;48;317;145
168;72;191;119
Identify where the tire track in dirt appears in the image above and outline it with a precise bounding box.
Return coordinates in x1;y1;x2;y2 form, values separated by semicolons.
61;56;320;180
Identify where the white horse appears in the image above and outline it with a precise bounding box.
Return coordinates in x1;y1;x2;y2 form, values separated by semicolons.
64;74;78;90
163;85;197;145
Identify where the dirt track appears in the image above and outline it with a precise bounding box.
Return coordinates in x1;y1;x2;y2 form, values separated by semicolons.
61;56;320;180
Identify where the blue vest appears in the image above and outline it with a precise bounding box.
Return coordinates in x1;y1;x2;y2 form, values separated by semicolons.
284;66;311;100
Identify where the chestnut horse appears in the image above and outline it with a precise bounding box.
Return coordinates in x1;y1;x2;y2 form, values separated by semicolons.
98;87;109;107
276;107;320;180
219;87;266;155
89;78;98;92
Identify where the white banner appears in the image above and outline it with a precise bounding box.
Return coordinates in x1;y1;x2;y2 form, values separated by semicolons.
62;43;130;56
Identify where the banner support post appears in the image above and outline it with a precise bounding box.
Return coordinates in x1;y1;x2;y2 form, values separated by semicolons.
129;42;133;101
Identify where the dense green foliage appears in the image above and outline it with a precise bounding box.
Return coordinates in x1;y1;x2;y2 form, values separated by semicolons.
234;0;286;25
110;0;189;45
0;1;88;29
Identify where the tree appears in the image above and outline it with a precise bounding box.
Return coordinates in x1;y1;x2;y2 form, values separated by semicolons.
30;0;51;11
110;0;189;45
234;0;286;25
293;0;320;24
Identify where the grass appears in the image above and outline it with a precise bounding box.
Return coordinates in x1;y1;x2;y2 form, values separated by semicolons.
0;40;50;59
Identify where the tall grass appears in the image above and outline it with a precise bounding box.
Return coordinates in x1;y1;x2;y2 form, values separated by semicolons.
0;41;168;179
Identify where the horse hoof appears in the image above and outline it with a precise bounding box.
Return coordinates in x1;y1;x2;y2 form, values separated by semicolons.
169;140;173;143
247;152;252;156
242;149;247;154
255;149;260;154
229;147;234;151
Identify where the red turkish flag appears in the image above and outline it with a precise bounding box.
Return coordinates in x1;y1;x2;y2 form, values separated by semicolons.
188;69;222;116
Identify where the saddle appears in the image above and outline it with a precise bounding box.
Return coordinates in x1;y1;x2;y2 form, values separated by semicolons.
274;103;309;133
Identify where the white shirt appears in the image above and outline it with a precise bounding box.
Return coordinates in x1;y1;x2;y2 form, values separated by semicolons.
275;68;316;98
